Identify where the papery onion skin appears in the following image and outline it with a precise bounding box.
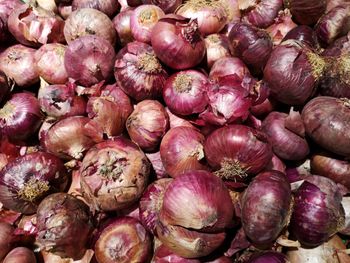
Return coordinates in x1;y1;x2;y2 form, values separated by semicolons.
142;0;182;13
0;223;14;261
205;34;233;68
263;40;325;105
113;8;134;46
302;97;350;157
153;244;201;263
241;171;292;247
127;100;169;152
0;92;43;141
160;127;207;178
151;15;206;70
163;70;209;116
72;0;119;17
2;247;36;263
0;45;39;87
282;25;319;48
265;154;286;173
115;41;168;101
247;251;288;263
340;197;350;235
266;9;297;45
80;138;150;212
285;0;327;25
209;57;251;82
37;193;93;260
64;8;116;45
95;217;152;263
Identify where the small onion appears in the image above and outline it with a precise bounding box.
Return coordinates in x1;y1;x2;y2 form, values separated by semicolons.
0;44;39;87
0;92;43;141
266;9;297;45
247;251;288;263
80;138;150;211
0;222;14;261
72;0;120;17
2;247;36;263
94;217;152;263
142;0;182;13
302;97;350;157
151;15;206;70
112;8;134;46
285;0;327;25
36;193;93;260
0;0;23;43
114;41;168;101
282;25;319;48
209;57;252;82
153;245;201;263
130;5;165;43
160;127;207;178
127;100;169;152
64;8;116;45
204;34;233;68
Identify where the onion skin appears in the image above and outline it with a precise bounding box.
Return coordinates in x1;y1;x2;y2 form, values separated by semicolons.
340;197;350;235
205;34;233;68
0;222;14;261
285;0;327;25
146;151;168;179
142;0;182;13
151;15;206;70
266;9;297;45
302;97;350;157
3;247;36;263
160;127;207;178
241;171;292;247
80;138;150;212
95;217;152;263
247;251;288;263
209;57;251;82
127;100;169;152
153;245;201;263
36;193;93;260
114;41;168;101
113;8;134;46
282;25;319;48
72;0;119;17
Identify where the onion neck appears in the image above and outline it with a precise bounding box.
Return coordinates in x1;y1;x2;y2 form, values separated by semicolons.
306;52;326;80
214;159;248;180
339;55;350;86
137;53;162;73
18;177;50;202
174;74;192;93
139;9;158;24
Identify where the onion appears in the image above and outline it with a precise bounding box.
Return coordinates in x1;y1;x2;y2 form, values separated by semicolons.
163;70;209;116
0;92;43;141
142;0;182;13
266;9;297;45
204;125;272;181
247;251;288;263
263;40;325;105
282;25;319;48
228;22;273;75
0;222;14;261
43;116;95;160
160;127;207;178
36;193;93;260
130;5;165;43
285;0;327;25
64;8;116;45
302;97;350;157
290;175;345;247
0;44;39;87
153;245;201;263
114;41;168;101
0;71;13;104
80;138;150;211
0;0;22;43
204;34;233;68
239;0;283;28
94;217;152;263
209;57;252;82
146;151;168;179
127;100;169;152
3;247;36;263
151;15;206;70
112;8;134;46
72;0;119;17
176;0;228;35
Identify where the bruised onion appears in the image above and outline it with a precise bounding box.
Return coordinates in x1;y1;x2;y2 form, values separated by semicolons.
3;247;36;263
282;25;319;48
72;0;119;17
209;57;252;82
64;8;116;45
302;97;350;157
0;45;39;87
80;138;150;211
113;8;134;46
127;100;169;152
94;217;152;263
0;222;14;260
247;251;288;263
204;125;272;181
266;9;297;45
142;0;182;13
160;127;207;178
0;92;43;141
153;245;200;263
205;34;233;68
151;15;205;70
264;40;325;105
36;193;93;260
114;41;168;101
285;0;327;25
163;70;209;116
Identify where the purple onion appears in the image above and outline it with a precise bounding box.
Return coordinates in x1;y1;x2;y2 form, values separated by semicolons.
112;8;134;46
205;34;233;68
283;25;319;48
285;0;327;25
209;57;252;82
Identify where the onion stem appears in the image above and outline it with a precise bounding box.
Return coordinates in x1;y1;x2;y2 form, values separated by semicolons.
18;177;50;202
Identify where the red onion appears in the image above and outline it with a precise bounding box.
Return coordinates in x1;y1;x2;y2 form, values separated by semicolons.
3;247;36;263
64;8;116;45
0;222;14;261
239;0;283;28
94;217;152;263
228;22;273;74
36;193;93;260
0;71;13;104
130;5;165;43
112;8;134;46
160;127;207;178
247;251;288;263
142;0;182;13
114;41;168;101
127;100;169;152
151;15;206;70
80;138;150;211
241;171;292;247
153;245;201;263
0;44;39;87
204;34;233;68
0;92;43;141
264;40;325;105
290;175;345;247
282;25;319;48
163;70;209;116
266;9;297;45
146;151;168;179
43;116;95;160
72;0;119;17
209;57;252;82
176;0;228;35
285;0;327;25
302;97;350;157
204;125;272;181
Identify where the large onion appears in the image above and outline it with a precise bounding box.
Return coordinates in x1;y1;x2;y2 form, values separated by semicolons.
285;0;327;25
